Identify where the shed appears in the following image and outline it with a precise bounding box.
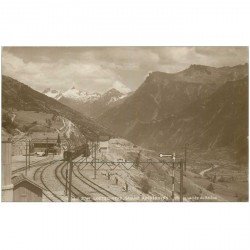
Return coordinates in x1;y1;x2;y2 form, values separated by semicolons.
99;140;109;154
12;174;43;202
30;132;64;154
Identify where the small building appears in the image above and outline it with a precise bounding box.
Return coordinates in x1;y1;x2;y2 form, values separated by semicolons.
2;137;14;201
30;132;64;154
99;140;109;155
12;174;43;202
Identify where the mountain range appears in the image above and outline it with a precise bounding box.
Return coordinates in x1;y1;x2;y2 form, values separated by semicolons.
43;86;129;117
2;76;110;140
98;63;248;162
2;63;248;164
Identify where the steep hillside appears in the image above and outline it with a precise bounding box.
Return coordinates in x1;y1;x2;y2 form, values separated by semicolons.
99;64;248;160
2;76;110;140
125;77;248;153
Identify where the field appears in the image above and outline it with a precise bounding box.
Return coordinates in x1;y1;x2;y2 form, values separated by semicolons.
184;148;248;201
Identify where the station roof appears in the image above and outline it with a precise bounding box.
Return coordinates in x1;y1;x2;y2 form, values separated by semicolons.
30;132;58;140
1;130;12;143
12;174;43;190
29;132;67;143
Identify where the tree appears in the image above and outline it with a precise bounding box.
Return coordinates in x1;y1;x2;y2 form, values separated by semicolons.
47;119;52;127
57;134;61;146
135;150;141;169
52;114;57;121
206;183;214;193
139;177;152;194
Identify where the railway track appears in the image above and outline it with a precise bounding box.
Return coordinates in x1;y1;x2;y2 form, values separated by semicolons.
103;159;170;200
74;156;125;202
12;156;52;175
33;160;64;202
55;157;93;202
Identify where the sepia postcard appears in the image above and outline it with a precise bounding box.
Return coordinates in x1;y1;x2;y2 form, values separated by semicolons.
1;46;248;202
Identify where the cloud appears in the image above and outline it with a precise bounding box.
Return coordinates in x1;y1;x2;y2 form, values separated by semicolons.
112;81;131;94
2;47;248;94
2;50;122;93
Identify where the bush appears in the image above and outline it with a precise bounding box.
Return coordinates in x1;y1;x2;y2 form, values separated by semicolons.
206;183;214;193
178;187;187;196
2;112;18;132
139;177;152;194
237;194;248;202
218;176;226;182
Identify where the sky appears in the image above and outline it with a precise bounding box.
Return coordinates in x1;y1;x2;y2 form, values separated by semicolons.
2;47;248;94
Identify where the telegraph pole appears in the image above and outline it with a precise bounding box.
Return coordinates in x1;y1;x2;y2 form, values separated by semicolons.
25;141;28;176
94;142;97;179
65;167;68;196
68;155;73;202
171;159;175;201
91;141;94;157
46;137;48;156
28;140;31;170
159;152;176;201
85;140;88;162
184;143;188;172
180;160;184;202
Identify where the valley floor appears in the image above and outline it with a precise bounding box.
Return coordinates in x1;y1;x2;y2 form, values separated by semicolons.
9;138;248;202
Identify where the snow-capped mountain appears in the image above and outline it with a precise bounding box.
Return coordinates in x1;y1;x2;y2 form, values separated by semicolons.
42;86;130;117
43;86;101;103
78;88;130;117
61;86;101;102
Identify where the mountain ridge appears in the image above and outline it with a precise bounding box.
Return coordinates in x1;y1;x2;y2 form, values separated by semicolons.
2;75;110;140
43;85;130;117
98;63;248;162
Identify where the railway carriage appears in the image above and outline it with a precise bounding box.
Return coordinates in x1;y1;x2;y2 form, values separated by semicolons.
63;143;90;161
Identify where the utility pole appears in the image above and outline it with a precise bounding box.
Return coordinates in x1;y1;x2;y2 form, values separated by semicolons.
94;142;97;179
68;154;73;202
85;140;88;162
171;159;175;201
65;167;68;196
159;152;176;201
184;143;188;172
25;141;28;176
180;160;184;202
28;140;31;170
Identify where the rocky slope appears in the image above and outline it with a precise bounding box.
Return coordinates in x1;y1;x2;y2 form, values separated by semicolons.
2;76;110;140
99;64;248;162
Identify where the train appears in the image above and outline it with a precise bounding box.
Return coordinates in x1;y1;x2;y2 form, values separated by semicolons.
63;143;90;161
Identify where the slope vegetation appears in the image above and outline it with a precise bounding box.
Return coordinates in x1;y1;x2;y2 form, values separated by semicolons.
2;76;110;140
99;64;248;162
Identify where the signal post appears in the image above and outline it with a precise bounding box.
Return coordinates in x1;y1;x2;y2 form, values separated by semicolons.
159;153;184;202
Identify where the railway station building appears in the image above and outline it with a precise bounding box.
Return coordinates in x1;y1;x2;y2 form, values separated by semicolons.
30;132;65;154
98;135;110;155
12;174;43;202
